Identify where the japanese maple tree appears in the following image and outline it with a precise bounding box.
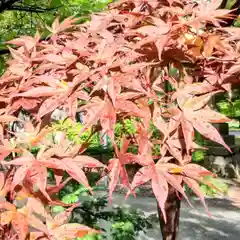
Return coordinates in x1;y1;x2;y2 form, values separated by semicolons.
0;0;239;239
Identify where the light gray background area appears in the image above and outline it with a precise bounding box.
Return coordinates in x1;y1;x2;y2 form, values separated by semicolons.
94;191;240;240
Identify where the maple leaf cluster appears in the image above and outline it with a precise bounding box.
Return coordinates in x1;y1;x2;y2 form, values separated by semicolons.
0;0;239;238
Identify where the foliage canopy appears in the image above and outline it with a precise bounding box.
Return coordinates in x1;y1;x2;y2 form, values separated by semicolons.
0;0;240;239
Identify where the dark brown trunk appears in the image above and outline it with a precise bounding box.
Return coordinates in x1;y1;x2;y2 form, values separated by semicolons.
157;184;181;240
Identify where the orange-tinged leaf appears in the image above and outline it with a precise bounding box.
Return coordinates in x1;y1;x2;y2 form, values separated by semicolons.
38;96;65;118
166;143;183;164
30;128;53;147
200;178;224;193
152;170;168;223
191;120;232;152
100;101;116;139
7;36;37;51
168;167;183;174
0;202;16;211
26;197;47;218
0;210;14;225
0;170;14;197
181;117;194;154
27;213;49;234
48;16;59;34
57;16;78;33
73;155;105;168
38;157;65;169
183;92;214;111
119;165;131;191
203;35;220;57
108;158;121;203
153;103;168;136
62;159;92;192
79;100;106;135
52;223;100;239
192;107;231;123
45;54;66;64
15;187;33;200
12;87;65;99
0;140;22;161
27;163;50;201
11;164;32;191
137;25;169;36
182;33;203;47
121;62;158;73
115;99;145;117
76;230;91;238
29;232;47;240
188;46;202;58
54;203;80;226
2;156;34;166
12;211;28;240
183;177;210;215
183;164;215;179
52;169;65;186
0;172;5;190
8;46;29;62
161;171;192;206
129;166;151;190
0;115;18;122
47;177;72;196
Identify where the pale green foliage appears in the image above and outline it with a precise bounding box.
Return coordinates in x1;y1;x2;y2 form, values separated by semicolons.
0;0;112;50
185;176;228;197
114;119;137;144
0;56;7;75
192;150;206;162
200;176;228;197
229;119;239;129
51;118;100;146
217;99;240;118
52;183;152;240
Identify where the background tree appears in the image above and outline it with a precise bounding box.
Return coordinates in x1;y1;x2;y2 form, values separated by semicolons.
0;0;112;53
0;0;112;76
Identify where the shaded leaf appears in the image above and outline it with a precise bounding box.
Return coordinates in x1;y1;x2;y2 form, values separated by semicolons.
183;177;210;216
108;158;121;203
191;120;231;152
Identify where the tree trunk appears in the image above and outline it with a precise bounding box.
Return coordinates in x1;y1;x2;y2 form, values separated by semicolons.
157;184;181;240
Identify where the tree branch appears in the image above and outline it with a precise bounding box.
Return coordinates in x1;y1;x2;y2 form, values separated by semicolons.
0;0;20;13
219;0;228;9
217;0;240;27
7;4;61;13
0;48;10;55
0;0;62;13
